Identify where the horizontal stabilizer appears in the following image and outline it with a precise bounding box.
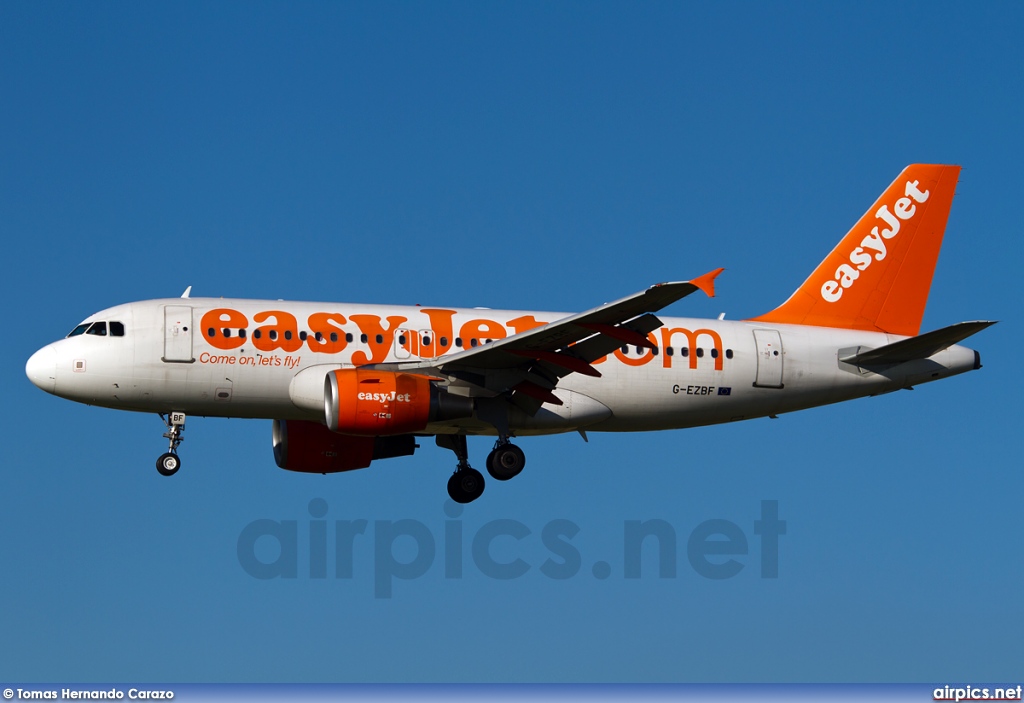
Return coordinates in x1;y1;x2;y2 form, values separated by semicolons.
840;320;996;366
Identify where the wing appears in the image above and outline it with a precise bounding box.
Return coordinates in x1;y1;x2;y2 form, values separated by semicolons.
367;268;724;415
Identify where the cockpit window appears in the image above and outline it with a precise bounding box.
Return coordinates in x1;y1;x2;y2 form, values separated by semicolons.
66;320;125;338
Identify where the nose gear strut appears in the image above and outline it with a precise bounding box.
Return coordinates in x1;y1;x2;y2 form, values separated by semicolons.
156;412;186;476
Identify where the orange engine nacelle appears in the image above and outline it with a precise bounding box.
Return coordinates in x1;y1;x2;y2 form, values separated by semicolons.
272;419;417;473
324;369;471;436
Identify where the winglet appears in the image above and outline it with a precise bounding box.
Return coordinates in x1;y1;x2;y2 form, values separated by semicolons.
181;286;192;299
689;268;724;298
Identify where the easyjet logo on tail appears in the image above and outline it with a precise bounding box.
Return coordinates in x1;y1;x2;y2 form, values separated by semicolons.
820;179;930;303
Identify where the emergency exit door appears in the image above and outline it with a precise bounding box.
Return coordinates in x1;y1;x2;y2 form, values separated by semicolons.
163;306;194;363
753;329;783;388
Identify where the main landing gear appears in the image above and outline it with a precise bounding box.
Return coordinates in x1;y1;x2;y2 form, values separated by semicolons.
438;434;484;504
486;439;526;481
437;434;527;503
156;412;186;477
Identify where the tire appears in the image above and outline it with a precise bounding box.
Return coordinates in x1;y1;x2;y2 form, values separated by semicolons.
448;468;485;503
447;472;470;503
486;444;525;481
156;452;180;476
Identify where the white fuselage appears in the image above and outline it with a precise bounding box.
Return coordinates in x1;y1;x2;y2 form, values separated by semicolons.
26;297;980;436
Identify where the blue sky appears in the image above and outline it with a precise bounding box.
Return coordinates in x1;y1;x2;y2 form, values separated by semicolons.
1;1;1021;683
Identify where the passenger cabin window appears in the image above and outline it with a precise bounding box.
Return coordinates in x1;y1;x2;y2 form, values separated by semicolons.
86;322;107;336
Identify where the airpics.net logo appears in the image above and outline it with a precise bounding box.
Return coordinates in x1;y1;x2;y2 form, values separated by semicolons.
236;499;787;598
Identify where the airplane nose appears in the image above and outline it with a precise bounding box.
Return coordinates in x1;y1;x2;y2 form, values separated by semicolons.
26;345;57;394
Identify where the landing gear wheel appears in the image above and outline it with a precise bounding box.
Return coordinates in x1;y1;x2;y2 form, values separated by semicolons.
156;452;180;477
486;443;526;481
447;468;485;503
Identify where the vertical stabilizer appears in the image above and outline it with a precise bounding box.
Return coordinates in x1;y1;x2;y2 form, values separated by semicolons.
749;164;960;336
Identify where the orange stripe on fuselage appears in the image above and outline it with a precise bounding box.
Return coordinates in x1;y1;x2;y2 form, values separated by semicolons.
198;307;729;372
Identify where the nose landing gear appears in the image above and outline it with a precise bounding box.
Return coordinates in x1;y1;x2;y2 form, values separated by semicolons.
156;452;180;476
156;412;186;476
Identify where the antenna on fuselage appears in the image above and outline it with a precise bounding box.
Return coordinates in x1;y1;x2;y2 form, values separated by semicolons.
181;286;192;299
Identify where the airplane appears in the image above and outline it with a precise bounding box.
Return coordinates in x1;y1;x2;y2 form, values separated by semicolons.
25;164;994;503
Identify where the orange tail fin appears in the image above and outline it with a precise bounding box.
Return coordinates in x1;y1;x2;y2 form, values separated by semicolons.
749;164;961;337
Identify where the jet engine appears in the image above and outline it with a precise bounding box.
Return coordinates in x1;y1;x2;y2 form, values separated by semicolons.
272;419;417;473
324;368;472;435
